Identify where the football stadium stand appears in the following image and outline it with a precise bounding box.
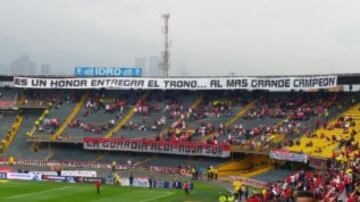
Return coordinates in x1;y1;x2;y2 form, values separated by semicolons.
1;73;360;201
288;99;360;158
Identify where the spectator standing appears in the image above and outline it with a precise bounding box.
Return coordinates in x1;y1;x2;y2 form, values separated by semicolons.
129;173;134;187
218;193;226;202
244;186;249;200
112;161;116;172
114;174;121;186
96;180;102;194
183;181;190;195
213;168;218;180
148;176;153;189
191;166;197;180
226;192;234;202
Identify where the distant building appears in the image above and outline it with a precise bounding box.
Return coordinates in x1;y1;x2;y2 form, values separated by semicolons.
134;57;147;76
29;62;36;75
10;55;36;75
148;56;161;77
40;64;51;75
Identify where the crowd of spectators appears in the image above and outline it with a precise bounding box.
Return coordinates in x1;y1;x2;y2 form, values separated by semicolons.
286;95;358;159
287;114;358;155
27;90;357;152
23;90;80;108
124;99;186;132
165;100;234;139
201;93;352;153
243;94;336;121
107;91;244;142
66;92;128;135
82;93;127;116
68;119;116;134
235;153;360;202
37;118;60;134
33;91;80;135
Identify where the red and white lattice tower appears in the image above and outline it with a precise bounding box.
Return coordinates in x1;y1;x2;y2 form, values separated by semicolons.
161;13;170;78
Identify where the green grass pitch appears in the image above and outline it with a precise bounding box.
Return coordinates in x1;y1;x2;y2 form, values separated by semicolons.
0;180;226;202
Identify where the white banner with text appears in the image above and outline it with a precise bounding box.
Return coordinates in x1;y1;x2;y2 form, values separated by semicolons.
13;76;337;91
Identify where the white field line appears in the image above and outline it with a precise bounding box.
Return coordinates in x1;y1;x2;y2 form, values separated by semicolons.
5;186;72;199
139;192;175;202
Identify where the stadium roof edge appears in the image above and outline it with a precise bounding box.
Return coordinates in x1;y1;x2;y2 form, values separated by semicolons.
2;72;360;77
1;73;360;84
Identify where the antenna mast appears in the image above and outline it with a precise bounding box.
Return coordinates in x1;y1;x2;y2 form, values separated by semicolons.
161;13;170;77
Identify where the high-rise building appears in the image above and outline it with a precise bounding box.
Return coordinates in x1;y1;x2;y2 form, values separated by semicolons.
10;55;36;75
148;56;161;77
134;57;147;76
29;62;36;75
40;64;51;75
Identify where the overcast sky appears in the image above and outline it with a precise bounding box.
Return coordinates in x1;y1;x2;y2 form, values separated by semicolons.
0;0;360;76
